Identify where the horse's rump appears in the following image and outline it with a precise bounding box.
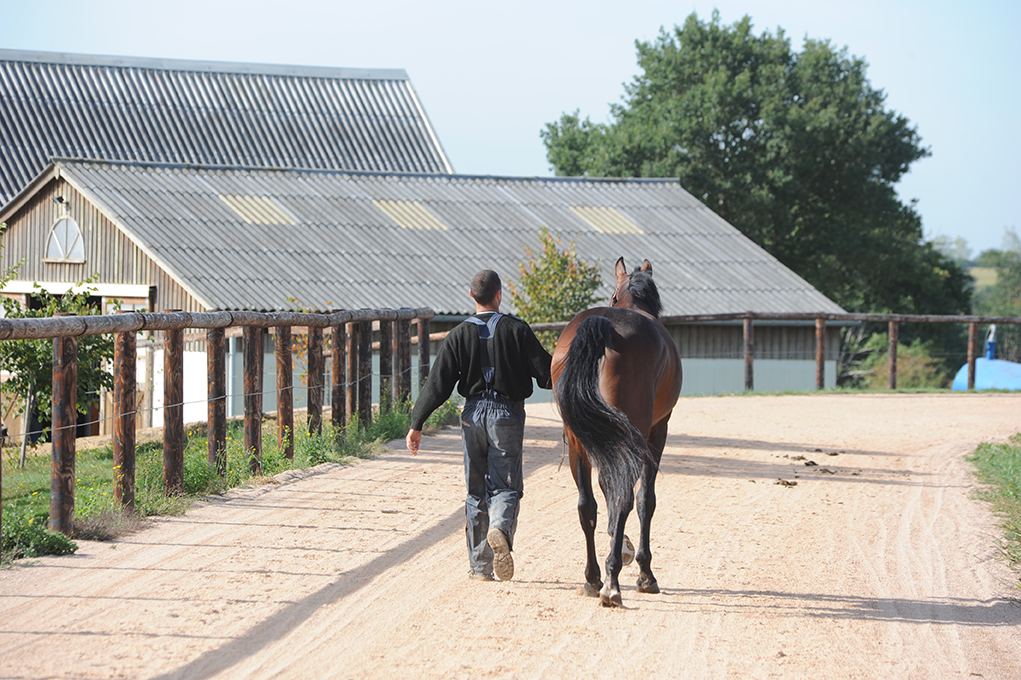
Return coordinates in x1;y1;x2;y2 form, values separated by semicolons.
554;313;653;503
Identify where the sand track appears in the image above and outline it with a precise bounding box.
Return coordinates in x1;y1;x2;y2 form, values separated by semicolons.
1;393;1019;679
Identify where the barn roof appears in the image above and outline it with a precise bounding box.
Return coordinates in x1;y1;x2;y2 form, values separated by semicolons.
4;159;846;317
0;49;452;206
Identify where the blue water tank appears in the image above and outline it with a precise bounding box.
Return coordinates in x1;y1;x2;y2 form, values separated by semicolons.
951;357;1021;391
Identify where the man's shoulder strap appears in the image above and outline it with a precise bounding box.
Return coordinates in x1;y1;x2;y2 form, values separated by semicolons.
465;312;503;339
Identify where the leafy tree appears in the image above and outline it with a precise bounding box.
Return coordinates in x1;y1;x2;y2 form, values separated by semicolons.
0;256;114;456
974;228;1021;362
541;10;971;318
509;226;601;351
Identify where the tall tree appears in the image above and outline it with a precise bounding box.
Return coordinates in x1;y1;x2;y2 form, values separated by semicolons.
542;10;970;316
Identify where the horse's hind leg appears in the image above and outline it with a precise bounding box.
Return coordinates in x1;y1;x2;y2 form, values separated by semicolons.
599;471;634;608
569;446;602;597
636;420;669;594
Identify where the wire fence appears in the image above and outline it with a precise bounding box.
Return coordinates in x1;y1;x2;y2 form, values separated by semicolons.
3;307;1021;536
1;366;411;445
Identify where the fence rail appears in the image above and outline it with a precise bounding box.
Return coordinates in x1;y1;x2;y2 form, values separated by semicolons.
4;307;1021;538
530;310;1021;392
1;307;435;535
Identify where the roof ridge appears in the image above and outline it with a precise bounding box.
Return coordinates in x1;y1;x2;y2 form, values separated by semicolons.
0;48;408;81
54;158;681;186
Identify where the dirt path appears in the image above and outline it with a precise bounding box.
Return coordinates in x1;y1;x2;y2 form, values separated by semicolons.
1;393;1019;679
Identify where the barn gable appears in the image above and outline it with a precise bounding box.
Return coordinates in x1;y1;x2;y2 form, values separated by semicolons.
0;167;205;313
0;49;453;207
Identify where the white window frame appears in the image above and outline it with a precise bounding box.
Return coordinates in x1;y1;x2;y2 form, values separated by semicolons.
43;216;86;263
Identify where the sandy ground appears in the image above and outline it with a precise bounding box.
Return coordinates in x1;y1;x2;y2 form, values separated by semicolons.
1;393;1020;680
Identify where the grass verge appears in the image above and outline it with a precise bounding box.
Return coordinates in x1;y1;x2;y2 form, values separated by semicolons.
2;399;458;564
967;433;1021;586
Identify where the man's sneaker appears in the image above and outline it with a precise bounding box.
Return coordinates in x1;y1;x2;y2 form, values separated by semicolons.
487;528;514;581
469;571;495;581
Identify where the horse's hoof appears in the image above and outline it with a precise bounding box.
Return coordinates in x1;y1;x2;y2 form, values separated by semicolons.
580;581;602;598
636;576;660;594
599;584;623;608
621;535;635;566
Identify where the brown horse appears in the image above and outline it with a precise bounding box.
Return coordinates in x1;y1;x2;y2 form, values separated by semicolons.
551;257;682;607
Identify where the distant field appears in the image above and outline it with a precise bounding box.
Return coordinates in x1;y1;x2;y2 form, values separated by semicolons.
970;266;999;289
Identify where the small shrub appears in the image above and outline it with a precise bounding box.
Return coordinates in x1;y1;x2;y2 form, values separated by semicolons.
2;514;78;561
858;333;950;389
424;398;462;432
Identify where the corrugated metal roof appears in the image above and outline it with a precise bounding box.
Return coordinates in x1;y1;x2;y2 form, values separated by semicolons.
0;49;453;206
44;159;845;316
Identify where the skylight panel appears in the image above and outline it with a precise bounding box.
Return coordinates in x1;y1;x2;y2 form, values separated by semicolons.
219;194;297;225
372;199;448;231
570;206;643;235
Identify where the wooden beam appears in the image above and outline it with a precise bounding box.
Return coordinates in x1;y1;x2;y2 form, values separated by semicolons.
379;318;393;412
888;321;899;390
331;324;347;431
743;317;754;392
276;325;294;459
244;325;263;474
307;326;324;436
346;322;359;427
968;322;978;390
207;327;226;476
163;325;184;495
50;324;77;535
113;324;137;511
358;321;372;426
418;317;431;387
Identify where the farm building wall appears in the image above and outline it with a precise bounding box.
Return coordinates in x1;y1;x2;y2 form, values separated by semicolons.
434;318;842;398
0;177;205;313
669;323;842;394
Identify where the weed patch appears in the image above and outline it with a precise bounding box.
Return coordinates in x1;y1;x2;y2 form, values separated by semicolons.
967;433;1021;584
2;408;414;562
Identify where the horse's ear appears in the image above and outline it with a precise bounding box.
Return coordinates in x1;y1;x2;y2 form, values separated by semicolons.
640;260;653;275
615;257;627;279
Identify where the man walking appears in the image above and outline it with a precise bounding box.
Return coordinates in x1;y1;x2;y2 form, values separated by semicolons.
406;270;552;581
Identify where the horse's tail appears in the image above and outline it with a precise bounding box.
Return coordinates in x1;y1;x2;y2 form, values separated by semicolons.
556;316;649;503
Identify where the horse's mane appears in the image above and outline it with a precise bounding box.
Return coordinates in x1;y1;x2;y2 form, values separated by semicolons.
628;271;662;318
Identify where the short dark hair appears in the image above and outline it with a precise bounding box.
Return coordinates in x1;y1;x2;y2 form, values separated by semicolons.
470;270;502;306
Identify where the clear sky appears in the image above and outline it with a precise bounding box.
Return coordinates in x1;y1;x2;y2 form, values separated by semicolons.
2;0;1017;254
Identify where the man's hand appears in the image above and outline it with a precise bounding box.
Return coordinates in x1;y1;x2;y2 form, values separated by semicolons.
406;429;422;456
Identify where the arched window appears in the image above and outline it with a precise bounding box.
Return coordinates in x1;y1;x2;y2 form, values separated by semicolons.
44;216;85;263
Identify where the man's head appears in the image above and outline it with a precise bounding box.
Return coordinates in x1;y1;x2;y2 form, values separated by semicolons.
470;270;502;308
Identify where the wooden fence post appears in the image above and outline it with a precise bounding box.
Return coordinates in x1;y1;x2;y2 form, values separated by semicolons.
418;317;431;386
307;326;324;436
815;318;826;391
743;316;754;392
244;325;263;474
968;322;978;390
51;320;77;535
207;327;226;476
397;319;412;403
358;320;373;426
888;321;899;390
346;322;359;426
163;322;184;495
332;324;347;431
276;326;294;460
379;317;393;412
113;322;137;511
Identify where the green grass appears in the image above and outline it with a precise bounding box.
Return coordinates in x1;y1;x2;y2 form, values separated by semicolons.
967;433;1021;585
2;404;428;563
